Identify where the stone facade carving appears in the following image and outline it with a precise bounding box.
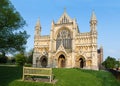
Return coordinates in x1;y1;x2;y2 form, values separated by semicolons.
33;10;103;70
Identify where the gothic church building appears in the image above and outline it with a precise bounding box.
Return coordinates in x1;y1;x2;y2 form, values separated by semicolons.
33;10;103;70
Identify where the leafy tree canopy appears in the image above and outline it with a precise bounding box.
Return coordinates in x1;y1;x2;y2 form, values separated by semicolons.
102;56;116;69
0;0;29;55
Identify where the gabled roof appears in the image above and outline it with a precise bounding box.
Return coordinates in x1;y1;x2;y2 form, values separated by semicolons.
54;42;68;57
57;10;72;24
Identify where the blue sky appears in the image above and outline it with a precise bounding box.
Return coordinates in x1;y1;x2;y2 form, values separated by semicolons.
10;0;120;60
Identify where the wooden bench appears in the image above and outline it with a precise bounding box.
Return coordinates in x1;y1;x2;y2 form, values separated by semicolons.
23;67;53;82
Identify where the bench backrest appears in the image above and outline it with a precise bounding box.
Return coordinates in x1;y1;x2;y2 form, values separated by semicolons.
23;67;52;75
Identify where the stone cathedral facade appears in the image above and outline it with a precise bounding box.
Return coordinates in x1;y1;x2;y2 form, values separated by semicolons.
33;11;103;70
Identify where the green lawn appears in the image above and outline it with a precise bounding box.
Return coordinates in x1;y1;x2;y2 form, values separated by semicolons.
0;65;120;86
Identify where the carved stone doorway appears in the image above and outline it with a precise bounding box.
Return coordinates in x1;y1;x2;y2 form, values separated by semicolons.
79;57;85;68
40;56;47;68
58;55;66;68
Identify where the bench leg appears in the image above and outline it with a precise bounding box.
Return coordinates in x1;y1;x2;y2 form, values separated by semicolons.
50;76;51;82
22;75;24;81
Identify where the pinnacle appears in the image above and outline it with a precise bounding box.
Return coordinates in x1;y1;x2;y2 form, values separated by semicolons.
64;7;66;13
36;18;41;27
91;11;97;21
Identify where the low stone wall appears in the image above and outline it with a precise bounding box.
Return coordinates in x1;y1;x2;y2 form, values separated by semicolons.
107;69;120;81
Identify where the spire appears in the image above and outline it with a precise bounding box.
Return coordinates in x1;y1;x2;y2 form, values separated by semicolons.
64;7;66;13
73;18;77;28
35;18;41;36
36;18;41;28
51;20;54;26
51;20;55;30
90;11;97;32
91;11;97;21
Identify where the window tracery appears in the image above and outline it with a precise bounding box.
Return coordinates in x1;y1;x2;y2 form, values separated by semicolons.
56;29;72;50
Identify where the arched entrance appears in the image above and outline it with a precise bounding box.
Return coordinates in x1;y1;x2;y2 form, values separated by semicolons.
77;56;85;68
79;58;84;68
40;56;47;68
58;55;66;68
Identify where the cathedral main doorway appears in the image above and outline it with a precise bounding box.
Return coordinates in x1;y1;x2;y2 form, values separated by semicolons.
58;55;66;68
40;56;47;68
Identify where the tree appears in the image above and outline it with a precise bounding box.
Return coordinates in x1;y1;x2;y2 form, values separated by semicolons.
102;56;116;69
15;53;26;66
26;49;33;64
115;61;120;69
0;54;8;63
0;0;29;56
11;57;16;64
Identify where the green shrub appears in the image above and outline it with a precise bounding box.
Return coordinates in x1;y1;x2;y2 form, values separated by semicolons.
15;53;26;66
24;64;32;67
0;54;8;63
102;56;116;69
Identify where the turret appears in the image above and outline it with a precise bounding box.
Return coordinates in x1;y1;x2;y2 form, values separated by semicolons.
73;18;79;33
73;18;77;28
90;11;97;32
35;18;41;36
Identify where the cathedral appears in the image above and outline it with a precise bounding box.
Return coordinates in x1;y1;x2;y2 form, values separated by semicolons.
33;10;103;70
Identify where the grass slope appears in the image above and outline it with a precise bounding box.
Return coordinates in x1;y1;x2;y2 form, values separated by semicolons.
0;65;120;86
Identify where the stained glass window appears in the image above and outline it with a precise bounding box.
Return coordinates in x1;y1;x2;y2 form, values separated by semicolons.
56;29;72;50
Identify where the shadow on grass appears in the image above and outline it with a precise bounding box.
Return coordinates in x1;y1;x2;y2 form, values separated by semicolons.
0;65;22;86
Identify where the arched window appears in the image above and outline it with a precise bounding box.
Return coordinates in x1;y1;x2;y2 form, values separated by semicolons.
56;28;72;50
